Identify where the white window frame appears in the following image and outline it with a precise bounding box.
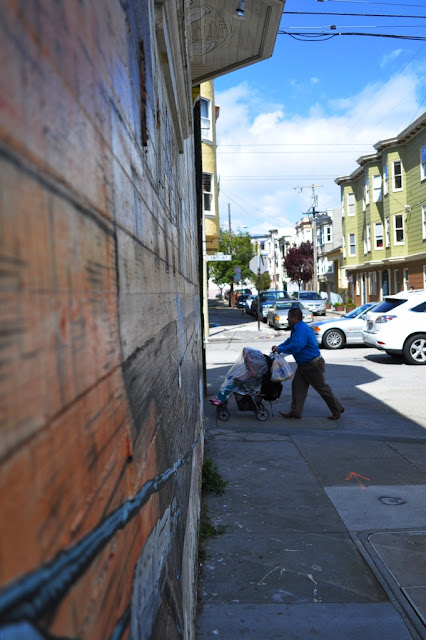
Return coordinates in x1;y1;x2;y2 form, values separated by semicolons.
392;160;403;191
374;222;384;249
200;97;212;141
365;176;370;205
373;174;382;202
403;268;409;290
394;269;400;293
367;224;371;252
369;271;377;296
347;192;355;216
423;205;426;240
202;172;214;215
383;163;388;196
385;217;390;248
349;232;356;256
421;146;426;181
394;213;404;245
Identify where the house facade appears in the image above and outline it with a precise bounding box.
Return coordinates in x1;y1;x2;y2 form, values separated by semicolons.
336;113;426;305
0;1;284;639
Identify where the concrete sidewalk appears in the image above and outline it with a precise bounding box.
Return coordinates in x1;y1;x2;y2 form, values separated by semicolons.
197;306;426;639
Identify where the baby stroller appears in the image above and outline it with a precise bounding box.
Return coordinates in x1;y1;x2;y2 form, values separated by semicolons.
212;347;283;422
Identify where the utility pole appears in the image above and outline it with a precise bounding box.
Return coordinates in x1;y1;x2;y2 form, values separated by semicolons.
294;184;323;293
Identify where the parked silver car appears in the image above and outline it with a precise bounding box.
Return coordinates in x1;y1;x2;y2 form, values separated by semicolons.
267;301;313;330
310;303;378;349
292;291;326;315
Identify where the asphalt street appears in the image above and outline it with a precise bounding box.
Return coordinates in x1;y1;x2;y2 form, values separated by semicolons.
196;302;426;639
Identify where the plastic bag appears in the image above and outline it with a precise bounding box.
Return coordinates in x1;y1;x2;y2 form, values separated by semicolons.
219;347;269;396
271;354;294;382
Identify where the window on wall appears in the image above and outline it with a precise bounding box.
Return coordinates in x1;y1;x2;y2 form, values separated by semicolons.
373;175;382;202
385;217;390;247
365;176;370;205
200;98;212;141
394;270;400;293
202;173;213;214
394;214;404;244
369;271;378;296
423;205;426;240
347;192;355;216
383;163;388;195
375;222;383;249
393;160;403;190
421;146;426;180
403;268;409;290
349;233;356;256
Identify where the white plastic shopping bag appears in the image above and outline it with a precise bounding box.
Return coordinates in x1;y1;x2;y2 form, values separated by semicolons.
271;353;294;382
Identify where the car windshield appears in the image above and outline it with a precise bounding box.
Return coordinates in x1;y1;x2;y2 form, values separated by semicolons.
299;292;321;300
276;302;293;309
261;291;289;301
345;303;376;319
372;298;407;313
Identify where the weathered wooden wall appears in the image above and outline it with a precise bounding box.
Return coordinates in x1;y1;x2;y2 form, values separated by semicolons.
0;1;203;639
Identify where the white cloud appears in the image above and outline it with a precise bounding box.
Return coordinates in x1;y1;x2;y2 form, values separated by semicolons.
380;49;403;68
310;77;320;85
216;68;425;235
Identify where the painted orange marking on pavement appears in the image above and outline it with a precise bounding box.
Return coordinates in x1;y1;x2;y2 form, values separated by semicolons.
345;471;371;490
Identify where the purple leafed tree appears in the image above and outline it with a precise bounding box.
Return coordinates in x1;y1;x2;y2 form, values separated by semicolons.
283;241;314;290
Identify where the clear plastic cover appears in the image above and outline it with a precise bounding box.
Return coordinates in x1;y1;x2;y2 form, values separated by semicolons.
218;347;269;397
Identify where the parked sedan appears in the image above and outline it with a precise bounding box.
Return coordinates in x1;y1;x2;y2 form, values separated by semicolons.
267;301;313;329
310;303;378;349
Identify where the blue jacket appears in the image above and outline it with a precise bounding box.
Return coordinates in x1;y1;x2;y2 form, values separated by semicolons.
276;320;320;364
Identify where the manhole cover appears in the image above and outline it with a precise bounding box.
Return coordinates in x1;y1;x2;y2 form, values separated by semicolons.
379;496;407;505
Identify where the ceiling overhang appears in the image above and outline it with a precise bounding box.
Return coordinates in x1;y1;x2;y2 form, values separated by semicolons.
188;0;285;85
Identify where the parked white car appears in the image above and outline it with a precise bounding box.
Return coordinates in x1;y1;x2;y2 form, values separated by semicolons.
292;291;326;316
310;303;378;349
362;290;426;364
267;301;313;329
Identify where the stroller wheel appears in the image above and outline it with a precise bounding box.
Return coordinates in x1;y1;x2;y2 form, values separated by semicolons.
256;406;269;421
217;405;230;421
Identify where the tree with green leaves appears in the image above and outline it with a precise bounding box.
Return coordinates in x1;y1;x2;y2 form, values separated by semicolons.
209;231;256;301
283;241;313;290
259;271;271;291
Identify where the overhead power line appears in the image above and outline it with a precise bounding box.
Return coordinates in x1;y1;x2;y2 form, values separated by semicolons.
318;1;426;7
284;10;426;17
279;30;426;40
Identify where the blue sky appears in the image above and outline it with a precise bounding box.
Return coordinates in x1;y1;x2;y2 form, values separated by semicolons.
215;0;426;234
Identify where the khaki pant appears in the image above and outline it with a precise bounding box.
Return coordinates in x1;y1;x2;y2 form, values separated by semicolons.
290;356;343;417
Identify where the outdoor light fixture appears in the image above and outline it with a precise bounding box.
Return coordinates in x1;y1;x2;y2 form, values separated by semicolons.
235;1;245;19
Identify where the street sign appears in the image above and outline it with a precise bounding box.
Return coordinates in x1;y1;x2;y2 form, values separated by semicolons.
249;255;269;274
205;254;232;261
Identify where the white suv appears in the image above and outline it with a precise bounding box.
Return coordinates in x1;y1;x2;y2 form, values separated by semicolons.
362;290;426;364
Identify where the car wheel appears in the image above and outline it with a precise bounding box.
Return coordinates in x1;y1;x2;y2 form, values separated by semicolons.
402;333;426;365
323;329;345;350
